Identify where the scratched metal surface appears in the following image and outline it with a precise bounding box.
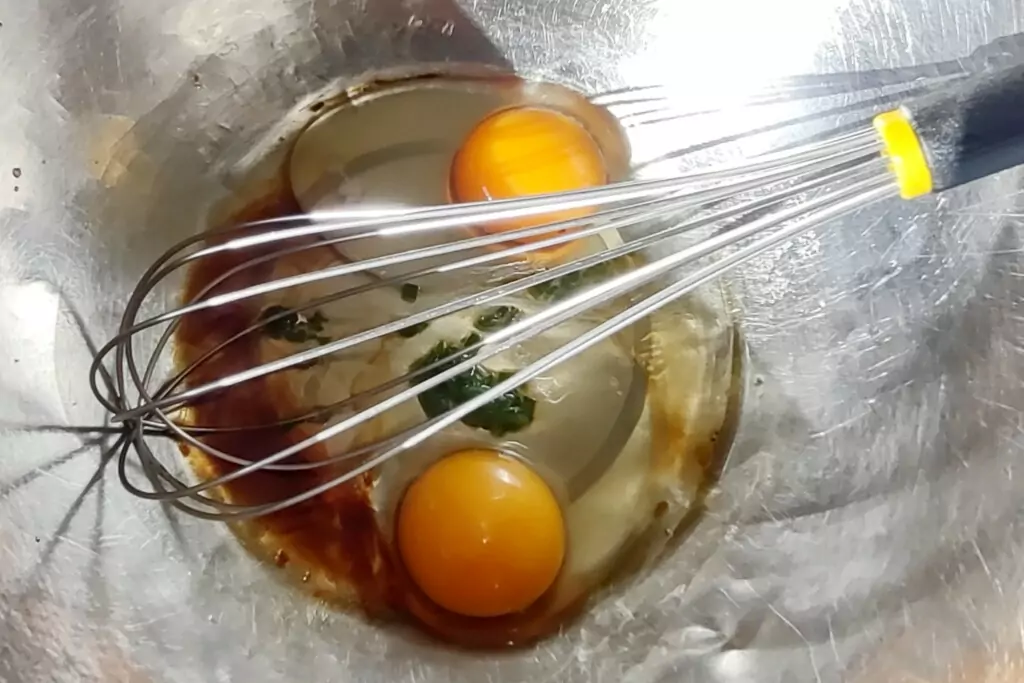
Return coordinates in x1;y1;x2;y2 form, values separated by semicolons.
3;0;1024;682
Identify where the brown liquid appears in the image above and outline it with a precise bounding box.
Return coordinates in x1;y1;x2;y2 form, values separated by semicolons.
175;184;592;648
174;184;403;604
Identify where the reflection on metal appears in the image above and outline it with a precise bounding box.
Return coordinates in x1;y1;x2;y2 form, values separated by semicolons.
2;0;1024;680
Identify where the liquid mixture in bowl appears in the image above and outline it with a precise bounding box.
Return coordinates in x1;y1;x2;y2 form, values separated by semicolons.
174;72;741;647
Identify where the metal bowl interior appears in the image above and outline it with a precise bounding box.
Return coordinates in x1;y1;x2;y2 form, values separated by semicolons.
3;0;1024;682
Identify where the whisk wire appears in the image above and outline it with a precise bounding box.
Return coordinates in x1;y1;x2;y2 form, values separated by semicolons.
130;128;879;336
194;165;888;511
92;84;911;521
190;172;897;521
112;150;882;424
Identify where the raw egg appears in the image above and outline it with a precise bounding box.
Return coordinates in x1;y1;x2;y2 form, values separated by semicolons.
396;449;566;618
449;107;607;245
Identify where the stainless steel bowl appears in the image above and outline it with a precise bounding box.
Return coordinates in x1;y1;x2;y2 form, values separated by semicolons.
3;1;1024;681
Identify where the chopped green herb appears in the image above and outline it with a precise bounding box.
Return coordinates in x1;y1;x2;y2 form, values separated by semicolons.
400;283;420;303
409;334;535;437
259;306;330;344
528;259;626;302
410;332;479;374
461;331;483;348
473;305;521;332
397;321;429;338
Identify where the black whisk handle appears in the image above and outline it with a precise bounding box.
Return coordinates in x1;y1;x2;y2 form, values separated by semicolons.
874;64;1024;199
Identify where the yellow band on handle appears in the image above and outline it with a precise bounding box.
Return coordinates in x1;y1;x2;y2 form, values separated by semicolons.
872;109;934;200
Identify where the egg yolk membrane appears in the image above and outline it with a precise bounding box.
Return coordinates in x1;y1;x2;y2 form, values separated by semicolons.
449;106;607;250
396;449;566;618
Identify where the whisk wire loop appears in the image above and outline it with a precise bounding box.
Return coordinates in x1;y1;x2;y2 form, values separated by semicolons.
90;83;910;521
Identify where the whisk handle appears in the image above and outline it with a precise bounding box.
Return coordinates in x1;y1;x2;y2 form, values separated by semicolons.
875;64;1024;199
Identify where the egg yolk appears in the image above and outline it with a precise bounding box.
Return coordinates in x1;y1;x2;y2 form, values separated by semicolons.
396;449;566;618
449;107;606;245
